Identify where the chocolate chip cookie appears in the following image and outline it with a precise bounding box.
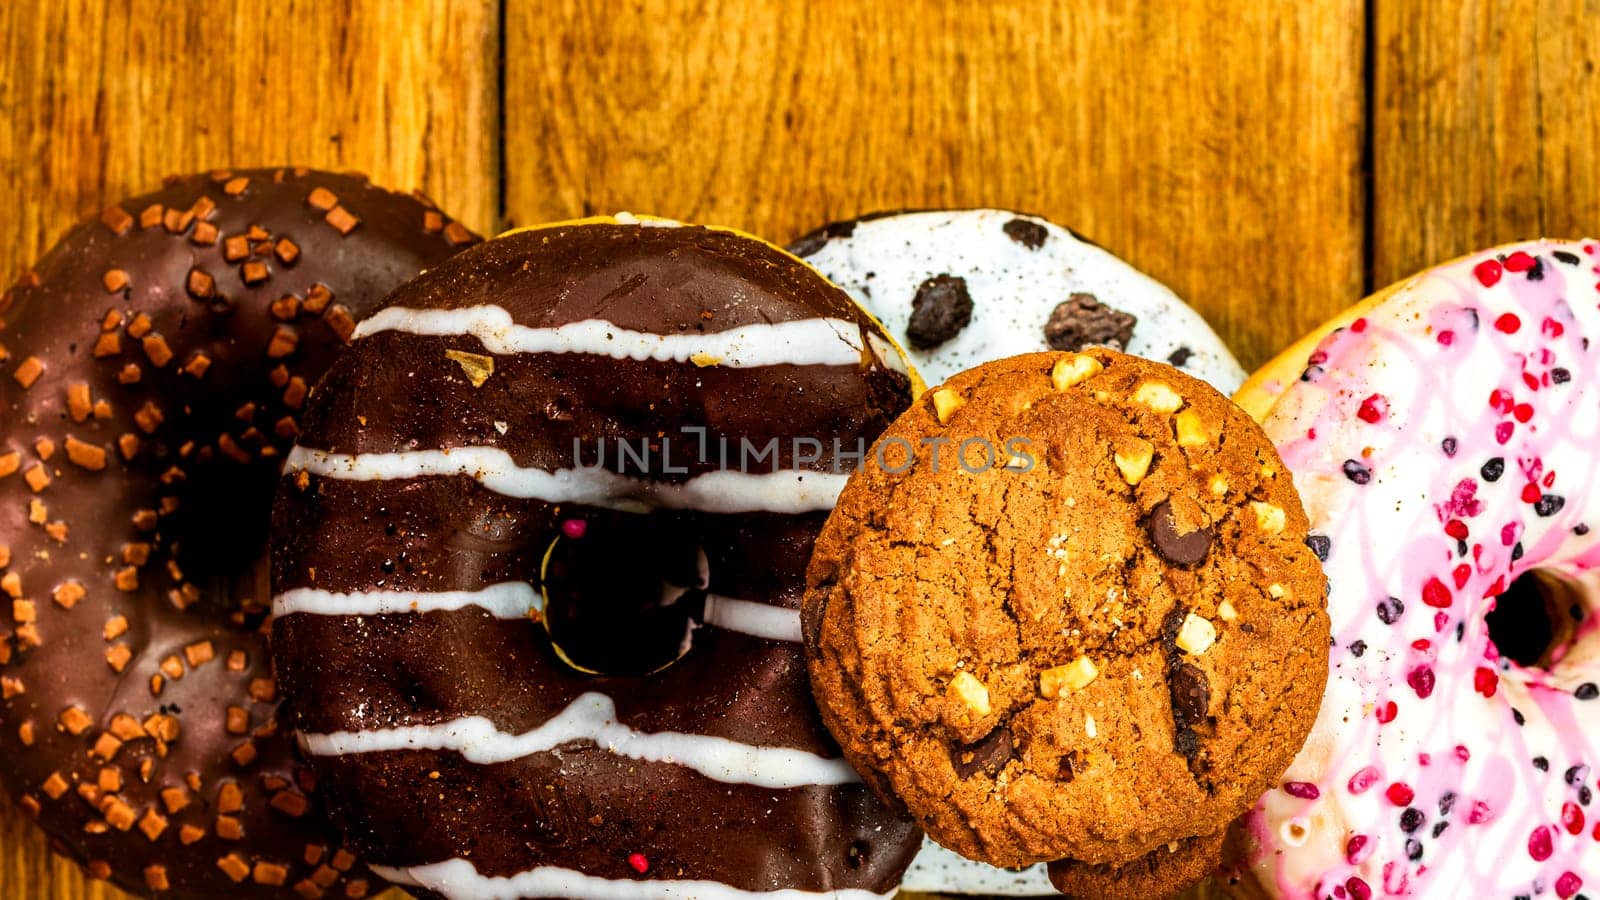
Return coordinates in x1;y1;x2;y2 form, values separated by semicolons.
802;350;1328;881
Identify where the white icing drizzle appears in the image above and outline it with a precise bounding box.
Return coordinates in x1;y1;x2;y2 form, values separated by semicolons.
701;596;802;643
284;445;848;514
300;691;860;789
272;582;543;619
271;583;802;644
352;304;876;369
372;858;895;900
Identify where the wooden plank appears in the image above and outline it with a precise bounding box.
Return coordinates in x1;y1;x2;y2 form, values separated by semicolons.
1373;0;1600;286
0;1;498;897
504;0;1367;369
0;0;499;281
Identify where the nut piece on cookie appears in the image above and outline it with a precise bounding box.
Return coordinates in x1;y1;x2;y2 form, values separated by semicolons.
931;387;966;423
1040;657;1099;698
1133;380;1184;413
1051;353;1103;390
947;671;992;717
1174;409;1209;447
803;349;1329;877
1113;438;1155;486
1175;613;1218;655
1251;500;1287;534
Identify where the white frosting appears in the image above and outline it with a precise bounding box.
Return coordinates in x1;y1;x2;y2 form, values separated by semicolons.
272;582;542;619
899;841;1054;895
272;583;803;644
701;595;802;643
284;445;848;514
354;305;881;370
301;691;860;789
373;858;895;900
799;209;1245;392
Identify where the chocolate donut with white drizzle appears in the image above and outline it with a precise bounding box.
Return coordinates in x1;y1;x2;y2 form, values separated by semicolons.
270;217;922;899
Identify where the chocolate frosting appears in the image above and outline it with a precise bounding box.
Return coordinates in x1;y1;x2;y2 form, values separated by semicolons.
271;222;921;898
0;168;476;898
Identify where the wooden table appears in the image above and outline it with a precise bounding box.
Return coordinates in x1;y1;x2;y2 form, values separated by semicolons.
1;0;1594;896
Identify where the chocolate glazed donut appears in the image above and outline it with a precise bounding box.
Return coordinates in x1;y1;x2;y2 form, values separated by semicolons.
0;169;477;897
270;218;924;899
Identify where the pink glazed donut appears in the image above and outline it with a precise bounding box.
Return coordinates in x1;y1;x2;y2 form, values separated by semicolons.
1233;240;1600;899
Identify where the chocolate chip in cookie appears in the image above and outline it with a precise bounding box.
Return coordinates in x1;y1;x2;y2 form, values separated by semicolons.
1148;499;1212;566
950;725;1016;779
1169;662;1211;730
907;274;974;349
1044;293;1137;352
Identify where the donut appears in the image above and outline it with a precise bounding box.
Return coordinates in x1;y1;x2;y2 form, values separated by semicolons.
0;168;477;897
790;208;1245;391
269;217;924;898
1233;239;1600;897
791;208;1248;896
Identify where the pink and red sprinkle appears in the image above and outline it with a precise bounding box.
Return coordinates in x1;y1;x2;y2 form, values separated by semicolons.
1345;833;1370;863
1564;801;1586;835
1406;666;1435;698
1386;782;1415;807
1558;872;1584;899
1494;312;1523;334
1474;259;1504;287
1529;825;1554;861
1356;394;1388;424
1421;577;1453;609
627;852;650;874
1474;666;1498;697
1375;700;1398;724
1283;781;1320;799
1348;766;1380;795
561;518;588;539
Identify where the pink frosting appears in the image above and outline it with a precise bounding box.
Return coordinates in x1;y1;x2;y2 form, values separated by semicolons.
1245;240;1600;897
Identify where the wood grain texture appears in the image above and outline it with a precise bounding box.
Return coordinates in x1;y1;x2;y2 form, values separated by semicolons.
0;0;499;277
0;1;496;897
504;0;1367;369
1373;0;1600;287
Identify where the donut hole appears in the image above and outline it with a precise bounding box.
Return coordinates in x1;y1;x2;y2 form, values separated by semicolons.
539;513;707;676
168;459;281;609
1487;570;1580;669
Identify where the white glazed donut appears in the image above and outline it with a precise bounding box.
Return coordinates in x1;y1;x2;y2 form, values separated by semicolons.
791;208;1245;393
793;209;1246;896
1235;240;1600;898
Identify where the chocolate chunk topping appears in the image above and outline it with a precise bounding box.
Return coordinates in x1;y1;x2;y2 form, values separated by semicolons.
1044;293;1137;352
788;230;829;258
1001;218;1049;250
906;274;974;349
950;725;1014;779
787;219;859;258
1167;346;1193;367
1147;499;1211;566
1169;662;1210;729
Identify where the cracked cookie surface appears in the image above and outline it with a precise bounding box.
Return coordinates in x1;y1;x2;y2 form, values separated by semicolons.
802;349;1329;879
